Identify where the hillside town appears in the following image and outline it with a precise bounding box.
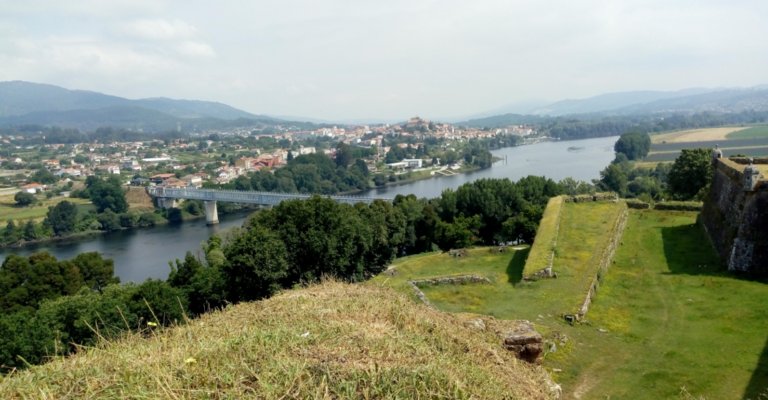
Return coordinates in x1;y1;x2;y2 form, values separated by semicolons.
0;117;536;193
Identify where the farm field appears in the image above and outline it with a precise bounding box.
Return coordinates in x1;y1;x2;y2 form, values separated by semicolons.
372;206;768;399
651;127;746;144
727;125;768;140
647;136;768;162
0;194;92;222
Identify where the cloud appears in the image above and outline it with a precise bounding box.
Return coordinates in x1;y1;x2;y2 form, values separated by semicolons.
121;18;198;41
177;41;215;58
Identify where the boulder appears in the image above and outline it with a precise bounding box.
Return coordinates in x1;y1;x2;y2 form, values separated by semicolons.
501;321;543;364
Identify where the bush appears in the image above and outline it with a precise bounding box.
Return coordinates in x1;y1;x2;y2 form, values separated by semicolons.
653;201;702;211
14;191;36;207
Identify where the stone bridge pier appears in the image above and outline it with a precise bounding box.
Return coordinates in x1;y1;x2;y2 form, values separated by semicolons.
204;200;219;225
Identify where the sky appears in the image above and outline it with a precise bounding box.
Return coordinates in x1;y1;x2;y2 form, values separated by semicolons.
1;0;767;121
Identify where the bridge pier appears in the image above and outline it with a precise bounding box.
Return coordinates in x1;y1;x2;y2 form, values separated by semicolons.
204;200;219;225
156;197;180;209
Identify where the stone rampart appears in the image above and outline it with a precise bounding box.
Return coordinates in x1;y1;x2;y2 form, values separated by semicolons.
700;158;768;274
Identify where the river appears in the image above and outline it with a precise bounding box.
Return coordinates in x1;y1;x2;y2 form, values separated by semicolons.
0;135;618;282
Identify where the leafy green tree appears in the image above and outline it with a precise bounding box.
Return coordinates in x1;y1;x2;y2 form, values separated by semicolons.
222;225;288;301
22;220;38;241
14;191;36;207
97;209;121;231
667;148;713;200
3;220;19;244
334;142;353;168
69;252;119;292
599;163;628;195
614;132;651;160
30;168;57;184
45;200;79;236
435;215;481;251
87;176;128;213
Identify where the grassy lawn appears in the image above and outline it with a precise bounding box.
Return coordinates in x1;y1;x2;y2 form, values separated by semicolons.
372;207;768;399
0;195;93;222
564;210;768;399
727;125;768;139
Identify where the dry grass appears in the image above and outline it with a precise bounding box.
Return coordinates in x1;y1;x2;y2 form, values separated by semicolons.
125;186;154;210
651;127;747;144
0;281;555;399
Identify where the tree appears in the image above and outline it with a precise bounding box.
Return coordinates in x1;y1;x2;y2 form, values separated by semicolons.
599;163;628;195
14;191;36;207
31;168;57;184
22;220;38;241
614;132;651;160
222;225;288;301
46;201;78;236
667;148;713;200
334;142;353;168
70;252;119;292
97;209;121;231
87;176;128;213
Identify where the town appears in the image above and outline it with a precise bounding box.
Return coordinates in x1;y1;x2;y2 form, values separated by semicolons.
0;117;536;195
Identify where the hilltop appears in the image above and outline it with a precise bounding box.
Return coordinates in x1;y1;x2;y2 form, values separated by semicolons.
0;81;292;132
0;281;555;399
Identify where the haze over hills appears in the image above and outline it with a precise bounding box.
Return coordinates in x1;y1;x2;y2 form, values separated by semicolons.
3;81;768;132
0;81;291;132
459;85;768;128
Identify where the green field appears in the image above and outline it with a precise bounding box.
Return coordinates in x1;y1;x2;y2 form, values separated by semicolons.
0;195;93;222
373;207;768;399
727;125;768;139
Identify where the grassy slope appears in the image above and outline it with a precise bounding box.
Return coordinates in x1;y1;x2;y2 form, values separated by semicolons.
0;282;553;399
522;195;564;278
568;210;768;400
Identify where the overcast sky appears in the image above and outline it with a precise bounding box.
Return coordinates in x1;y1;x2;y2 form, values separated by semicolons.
1;0;767;121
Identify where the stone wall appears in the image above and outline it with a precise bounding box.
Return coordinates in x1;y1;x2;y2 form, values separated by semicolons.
571;203;629;322
700;158;768;274
408;275;492;308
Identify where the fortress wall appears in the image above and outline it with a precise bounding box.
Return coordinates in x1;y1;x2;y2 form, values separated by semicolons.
701;158;768;274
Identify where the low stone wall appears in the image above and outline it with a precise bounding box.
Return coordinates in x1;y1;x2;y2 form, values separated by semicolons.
569;203;629;322
409;275;492;308
563;192;618;203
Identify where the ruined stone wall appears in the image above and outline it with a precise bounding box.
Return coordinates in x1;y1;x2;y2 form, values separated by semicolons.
701;159;768;274
574;204;628;321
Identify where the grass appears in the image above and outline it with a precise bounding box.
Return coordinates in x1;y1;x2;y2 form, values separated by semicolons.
0;282;554;399
125;186;154;210
374;206;768;399
373;201;626;321
562;210;768;399
522;195;564;278
726;125;768;139
0;195;92;222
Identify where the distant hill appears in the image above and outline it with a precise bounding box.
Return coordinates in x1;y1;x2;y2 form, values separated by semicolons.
458;86;768;129
528;88;712;116
0;81;286;131
526;86;768;117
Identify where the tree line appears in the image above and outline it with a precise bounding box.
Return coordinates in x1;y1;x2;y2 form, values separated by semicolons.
597;132;714;201
0;176;584;371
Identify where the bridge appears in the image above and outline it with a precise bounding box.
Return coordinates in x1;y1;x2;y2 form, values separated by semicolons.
146;186;390;225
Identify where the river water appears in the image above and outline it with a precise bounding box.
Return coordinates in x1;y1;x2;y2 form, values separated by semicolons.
0;135;618;282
